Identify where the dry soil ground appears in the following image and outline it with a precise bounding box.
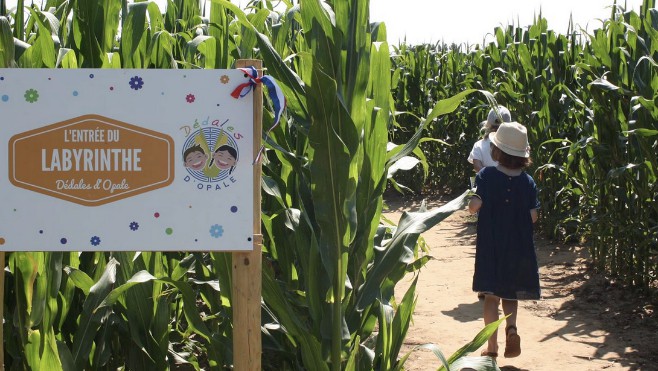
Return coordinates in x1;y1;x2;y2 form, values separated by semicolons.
386;194;657;371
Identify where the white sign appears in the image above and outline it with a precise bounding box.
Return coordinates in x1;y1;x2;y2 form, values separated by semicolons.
0;69;255;251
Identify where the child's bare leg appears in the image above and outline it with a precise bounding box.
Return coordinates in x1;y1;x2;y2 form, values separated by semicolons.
501;299;521;357
501;299;518;331
483;294;500;353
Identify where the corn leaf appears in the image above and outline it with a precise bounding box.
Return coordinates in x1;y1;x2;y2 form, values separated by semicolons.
355;190;470;310
0;16;15;67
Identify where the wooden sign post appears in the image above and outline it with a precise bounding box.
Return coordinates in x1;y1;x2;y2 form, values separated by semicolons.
232;59;263;371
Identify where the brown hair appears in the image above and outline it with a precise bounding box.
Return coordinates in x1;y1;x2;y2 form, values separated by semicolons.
482;123;500;139
183;144;205;161
491;144;532;170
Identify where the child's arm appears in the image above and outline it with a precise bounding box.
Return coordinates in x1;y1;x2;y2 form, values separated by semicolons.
468;194;482;214
472;159;484;172
530;209;538;223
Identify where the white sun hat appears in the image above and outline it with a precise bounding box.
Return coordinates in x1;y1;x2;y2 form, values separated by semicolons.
490;122;530;158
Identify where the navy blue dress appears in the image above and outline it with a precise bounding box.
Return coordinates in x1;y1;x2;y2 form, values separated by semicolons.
472;166;541;300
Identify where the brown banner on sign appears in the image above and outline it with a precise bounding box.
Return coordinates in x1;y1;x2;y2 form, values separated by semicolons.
9;114;175;206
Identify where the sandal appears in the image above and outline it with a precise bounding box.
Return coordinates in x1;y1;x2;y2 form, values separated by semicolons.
504;325;521;358
480;349;498;358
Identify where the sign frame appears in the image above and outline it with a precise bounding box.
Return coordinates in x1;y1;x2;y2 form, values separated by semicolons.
0;59;264;370
0;67;256;251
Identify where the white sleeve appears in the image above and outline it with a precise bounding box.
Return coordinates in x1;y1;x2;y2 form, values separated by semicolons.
467;140;483;164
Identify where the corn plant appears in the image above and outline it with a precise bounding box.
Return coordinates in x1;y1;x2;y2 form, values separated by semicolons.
390;0;657;290
574;0;658;285
228;1;487;368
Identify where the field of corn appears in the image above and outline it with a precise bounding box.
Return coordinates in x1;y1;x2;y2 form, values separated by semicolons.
391;1;658;288
0;0;656;370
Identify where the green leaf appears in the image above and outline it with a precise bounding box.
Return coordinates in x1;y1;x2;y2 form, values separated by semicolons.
120;2;152;68
449;356;500;371
589;77;620;91
63;267;94;295
377;300;394;369
188;35;217;68
625;128;658;137
387;89;478;166
262;268;328;371
95;270;157;309
57;340;77;371
55;48;78;68
33;330;63;371
71;258;119;368
148;31;176;68
70;0;104;67
307;62;359;271
417;343;450;369
25;8;57;67
387;156;420;179
101;0;122;54
355;190;470;310
0;16;16;67
345;335;360;370
441;317;507;370
388;275;418;367
171;253;196;281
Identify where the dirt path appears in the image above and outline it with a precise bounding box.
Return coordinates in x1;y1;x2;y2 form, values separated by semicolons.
386;196;657;371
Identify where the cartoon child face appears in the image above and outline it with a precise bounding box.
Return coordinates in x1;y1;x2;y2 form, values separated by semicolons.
184;150;208;171
213;149;237;170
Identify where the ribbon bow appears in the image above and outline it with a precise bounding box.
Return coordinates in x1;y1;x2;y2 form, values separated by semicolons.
231;66;286;163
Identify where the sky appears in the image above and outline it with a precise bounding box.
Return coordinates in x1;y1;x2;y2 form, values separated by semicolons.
369;0;641;46
4;0;644;46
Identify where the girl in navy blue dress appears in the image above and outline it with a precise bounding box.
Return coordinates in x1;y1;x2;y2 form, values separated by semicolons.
468;122;540;359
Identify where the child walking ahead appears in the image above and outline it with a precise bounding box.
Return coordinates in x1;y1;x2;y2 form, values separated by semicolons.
467;105;512;172
468;122;540;359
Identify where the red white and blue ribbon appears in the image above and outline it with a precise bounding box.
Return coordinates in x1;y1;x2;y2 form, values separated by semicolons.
231;66;286;163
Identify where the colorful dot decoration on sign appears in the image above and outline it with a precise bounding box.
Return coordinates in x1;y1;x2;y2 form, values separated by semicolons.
154;212;160;218
89;74;94;78
209;224;224;238
0;238;5;245
72;91;79;96
129;221;139;231
60;238;67;244
24;89;39;103
39;230;43;234
230;206;238;213
220;75;230;84
1;95;8;102
129;76;144;90
90;236;101;246
0;76;4;80
165;228;173;235
185;94;195;103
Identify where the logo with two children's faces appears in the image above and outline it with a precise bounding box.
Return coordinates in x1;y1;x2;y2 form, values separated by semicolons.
182;127;239;190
